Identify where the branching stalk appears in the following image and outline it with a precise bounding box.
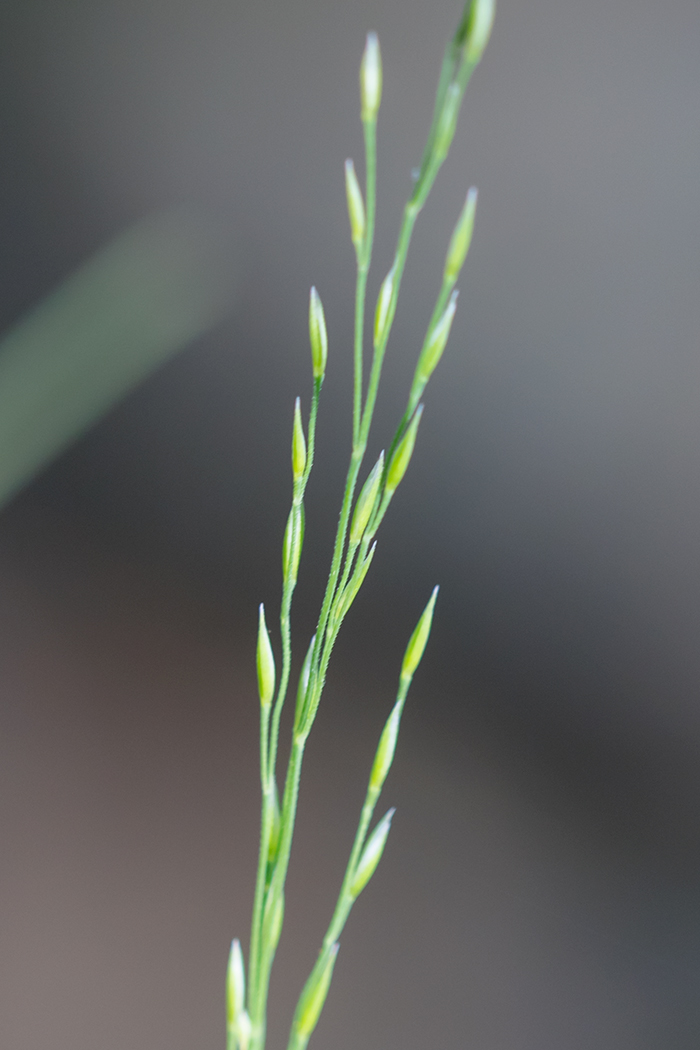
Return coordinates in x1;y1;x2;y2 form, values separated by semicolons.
232;5;495;1049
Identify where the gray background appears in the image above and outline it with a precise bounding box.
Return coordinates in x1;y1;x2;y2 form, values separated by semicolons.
1;0;700;1047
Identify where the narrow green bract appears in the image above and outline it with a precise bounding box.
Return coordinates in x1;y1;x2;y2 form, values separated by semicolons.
231;6;493;1048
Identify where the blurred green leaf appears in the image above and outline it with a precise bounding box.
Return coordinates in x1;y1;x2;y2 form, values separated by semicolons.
0;208;236;508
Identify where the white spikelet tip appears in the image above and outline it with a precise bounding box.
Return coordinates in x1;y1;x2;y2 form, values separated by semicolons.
360;32;383;121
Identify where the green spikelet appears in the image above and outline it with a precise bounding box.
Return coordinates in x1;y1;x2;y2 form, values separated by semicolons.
385;405;423;496
344;159;366;252
360;32;382;121
465;0;496;64
373;265;396;350
292;398;306;483
226;940;251;1050
350;809;395;897
292;943;340;1044
256;604;275;708
349;452;384;545
369;699;403;793
401;586;439;682
444;187;477;283
308;287;328;379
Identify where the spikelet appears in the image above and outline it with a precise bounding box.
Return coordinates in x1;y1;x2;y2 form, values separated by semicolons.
360;33;382;121
401;586;439;682
256;604;275;708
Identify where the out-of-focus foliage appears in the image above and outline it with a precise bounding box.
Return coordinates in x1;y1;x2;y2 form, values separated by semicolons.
0;209;234;508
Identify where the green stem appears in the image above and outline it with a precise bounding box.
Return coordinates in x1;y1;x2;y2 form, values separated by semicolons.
328;537;360;632
268;378;321;791
287;1027;306;1050
303;112;379;739
359;200;419;445
359;49;480;450
287;676;412;1050
380;272;456;499
249;111;379;1050
303;537;373;735
248;379;321;1048
247;742;273;1043
251;734;306;1048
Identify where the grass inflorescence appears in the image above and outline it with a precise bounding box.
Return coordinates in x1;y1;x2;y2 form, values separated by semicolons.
227;3;495;1048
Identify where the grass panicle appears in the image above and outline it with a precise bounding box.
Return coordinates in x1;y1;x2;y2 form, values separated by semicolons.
228;4;494;1048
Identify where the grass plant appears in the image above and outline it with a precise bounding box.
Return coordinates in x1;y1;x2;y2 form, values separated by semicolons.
227;4;495;1047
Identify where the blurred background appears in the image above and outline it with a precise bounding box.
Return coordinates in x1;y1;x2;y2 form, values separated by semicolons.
1;0;700;1047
